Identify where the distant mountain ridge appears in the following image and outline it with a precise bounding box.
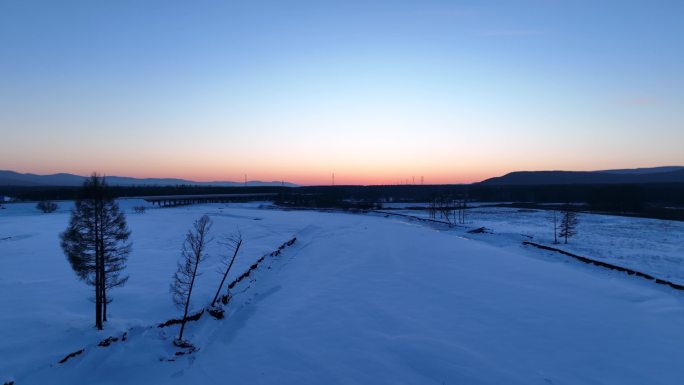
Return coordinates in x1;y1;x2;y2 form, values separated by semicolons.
479;166;684;185
0;170;298;187
594;166;684;175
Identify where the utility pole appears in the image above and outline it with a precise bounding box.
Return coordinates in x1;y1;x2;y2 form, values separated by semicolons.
332;172;335;186
412;176;415;185
421;176;424;185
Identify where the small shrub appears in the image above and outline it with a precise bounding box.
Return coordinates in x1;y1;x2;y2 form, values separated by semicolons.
133;206;146;213
36;200;58;213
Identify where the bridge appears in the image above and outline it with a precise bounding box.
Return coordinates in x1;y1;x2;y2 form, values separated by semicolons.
143;193;278;207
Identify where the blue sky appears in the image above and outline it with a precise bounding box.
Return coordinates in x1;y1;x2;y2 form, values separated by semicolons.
1;0;682;184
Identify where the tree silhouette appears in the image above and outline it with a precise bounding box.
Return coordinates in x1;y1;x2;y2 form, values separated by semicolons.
211;231;243;307
559;207;579;244
61;174;131;329
170;215;212;343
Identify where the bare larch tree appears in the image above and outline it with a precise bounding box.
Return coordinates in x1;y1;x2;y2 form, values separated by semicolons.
170;215;212;344
36;200;58;213
211;231;243;307
61;174;131;330
458;198;468;224
559;207;579;244
428;198;438;219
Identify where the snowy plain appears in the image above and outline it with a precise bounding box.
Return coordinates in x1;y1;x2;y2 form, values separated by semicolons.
385;205;684;285
1;200;684;384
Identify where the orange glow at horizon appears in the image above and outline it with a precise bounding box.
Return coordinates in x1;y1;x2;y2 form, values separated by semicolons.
9;158;678;186
4;120;682;187
7;165;488;185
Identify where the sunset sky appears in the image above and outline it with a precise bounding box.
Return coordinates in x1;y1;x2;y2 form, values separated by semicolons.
1;0;682;185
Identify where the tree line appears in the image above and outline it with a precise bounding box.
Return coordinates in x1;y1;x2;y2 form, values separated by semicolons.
9;182;684;221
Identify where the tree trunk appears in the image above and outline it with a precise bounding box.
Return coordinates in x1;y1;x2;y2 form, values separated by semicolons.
179;261;199;342
101;274;107;322
95;278;102;330
94;205;103;330
97;197;109;324
212;240;242;307
553;212;558;244
95;257;102;329
100;232;107;322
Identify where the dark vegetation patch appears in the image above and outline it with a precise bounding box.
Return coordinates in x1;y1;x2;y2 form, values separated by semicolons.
157;310;204;328
97;336;119;347
58;348;84;364
467;227;491;234
97;333;127;347
208;307;225;319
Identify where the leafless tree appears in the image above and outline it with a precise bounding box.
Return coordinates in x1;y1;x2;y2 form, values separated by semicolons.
550;210;559;244
438;198;452;225
211;231;243;307
559;207;579;244
428;199;438;219
37;200;58;213
451;198;467;225
170;215;212;344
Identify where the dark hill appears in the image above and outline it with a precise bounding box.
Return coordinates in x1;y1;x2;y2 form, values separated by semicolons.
480;168;684;185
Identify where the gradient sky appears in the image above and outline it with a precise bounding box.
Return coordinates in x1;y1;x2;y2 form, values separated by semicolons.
1;0;682;185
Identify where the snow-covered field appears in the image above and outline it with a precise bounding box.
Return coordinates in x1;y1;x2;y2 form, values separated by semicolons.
386;205;684;285
2;201;684;384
